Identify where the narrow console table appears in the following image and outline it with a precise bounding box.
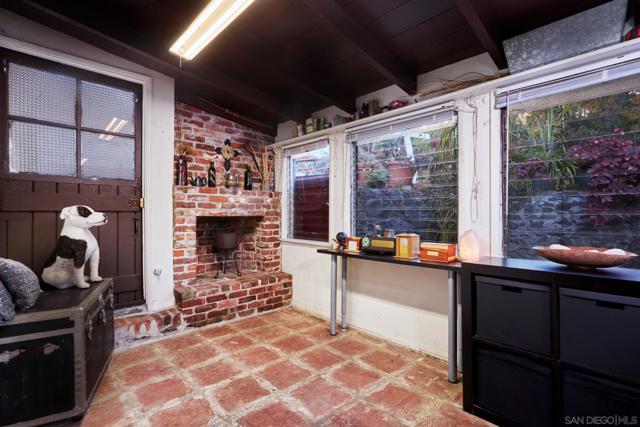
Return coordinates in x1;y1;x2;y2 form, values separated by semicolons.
317;248;462;383
462;258;640;426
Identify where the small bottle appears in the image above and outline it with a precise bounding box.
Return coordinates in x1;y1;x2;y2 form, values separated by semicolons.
207;161;216;187
244;166;253;190
361;102;368;118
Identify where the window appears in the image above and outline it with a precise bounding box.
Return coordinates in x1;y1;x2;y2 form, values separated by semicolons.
503;74;640;268
3;50;140;181
350;110;458;242
286;140;330;241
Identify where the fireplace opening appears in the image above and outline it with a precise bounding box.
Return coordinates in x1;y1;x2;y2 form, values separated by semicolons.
196;216;260;278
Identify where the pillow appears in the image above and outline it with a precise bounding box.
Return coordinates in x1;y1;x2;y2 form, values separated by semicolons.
0;258;41;310
0;280;15;322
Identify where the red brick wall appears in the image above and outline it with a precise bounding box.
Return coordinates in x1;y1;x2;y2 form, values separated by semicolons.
173;102;281;288
174;102;274;188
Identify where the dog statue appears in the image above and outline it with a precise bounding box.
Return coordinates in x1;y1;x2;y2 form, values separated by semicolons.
42;205;108;289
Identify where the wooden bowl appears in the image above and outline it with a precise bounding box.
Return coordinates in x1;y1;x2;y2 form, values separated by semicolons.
532;246;637;269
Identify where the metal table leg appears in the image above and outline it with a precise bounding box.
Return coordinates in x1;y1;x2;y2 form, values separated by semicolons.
448;270;458;383
341;257;348;330
330;254;337;336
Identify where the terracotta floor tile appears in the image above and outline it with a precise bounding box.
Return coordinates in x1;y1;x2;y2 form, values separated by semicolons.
189;360;240;387
218;334;256;353
81;395;126;427
331;363;381;391
246;324;290;342
369;384;427;418
292;377;350;418
135;377;191;409
360;349;409;373
328;402;401;427
110;344;159;370
118;359;173;387
280;317;318;331
236;345;281;369
403;362;443;389
213;376;271;413
89;309;491;427
328;338;373;357
238;402;311;427
418;403;492;427
92;373;119;402
298;347;344;371
303;325;338;343
271;335;314;353
259;360;310;390
196;324;237;340
169;343;218;368
233;316;268;331
148;398;216;427
157;333;202;350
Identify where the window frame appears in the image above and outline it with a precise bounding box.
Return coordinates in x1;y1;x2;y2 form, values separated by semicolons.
285;139;331;243
349;113;459;243
0;48;143;186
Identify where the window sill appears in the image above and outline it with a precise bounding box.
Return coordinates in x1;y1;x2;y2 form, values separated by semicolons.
280;238;330;249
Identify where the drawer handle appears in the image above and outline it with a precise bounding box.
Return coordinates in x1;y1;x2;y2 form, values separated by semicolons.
501;285;522;293
595;300;625;310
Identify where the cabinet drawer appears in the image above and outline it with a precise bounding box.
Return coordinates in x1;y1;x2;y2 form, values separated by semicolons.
563;370;640;419
476;276;551;355
476;347;554;427
560;288;640;382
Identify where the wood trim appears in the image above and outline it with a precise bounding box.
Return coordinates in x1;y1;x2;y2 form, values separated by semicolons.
454;0;507;70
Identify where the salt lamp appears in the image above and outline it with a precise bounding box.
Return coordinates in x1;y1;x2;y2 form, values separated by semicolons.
458;229;480;261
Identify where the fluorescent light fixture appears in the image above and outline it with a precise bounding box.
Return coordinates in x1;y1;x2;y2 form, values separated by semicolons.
170;0;255;60
99;117;128;141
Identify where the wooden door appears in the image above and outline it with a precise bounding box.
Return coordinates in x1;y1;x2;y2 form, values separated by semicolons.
0;49;143;308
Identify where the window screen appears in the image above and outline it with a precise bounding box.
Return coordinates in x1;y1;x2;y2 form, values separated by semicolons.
286;140;330;241
504;75;640;268
350;109;458;242
4;54;140;181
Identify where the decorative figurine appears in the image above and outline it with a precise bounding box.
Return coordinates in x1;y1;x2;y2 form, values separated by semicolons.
190;176;206;187
208;161;216;187
215;139;241;171
333;232;347;251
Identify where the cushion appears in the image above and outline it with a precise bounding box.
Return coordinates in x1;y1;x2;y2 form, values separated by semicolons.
0;258;41;310
0;280;15;322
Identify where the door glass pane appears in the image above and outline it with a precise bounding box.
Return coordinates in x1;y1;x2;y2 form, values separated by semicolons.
9;121;76;176
81;81;135;135
81;131;134;180
8;63;76;125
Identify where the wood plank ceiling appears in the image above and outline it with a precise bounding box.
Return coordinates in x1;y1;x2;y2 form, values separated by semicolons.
0;0;612;133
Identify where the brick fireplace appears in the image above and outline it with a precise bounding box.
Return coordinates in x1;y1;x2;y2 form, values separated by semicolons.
172;103;292;328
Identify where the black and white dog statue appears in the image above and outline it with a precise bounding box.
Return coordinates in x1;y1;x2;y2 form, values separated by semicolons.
42;205;108;289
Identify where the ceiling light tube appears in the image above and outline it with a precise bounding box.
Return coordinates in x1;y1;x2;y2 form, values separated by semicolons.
170;0;255;60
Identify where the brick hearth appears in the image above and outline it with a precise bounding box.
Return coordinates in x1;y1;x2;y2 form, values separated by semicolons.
175;272;293;327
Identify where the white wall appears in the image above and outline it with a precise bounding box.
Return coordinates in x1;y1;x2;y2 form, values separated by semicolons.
0;10;176;313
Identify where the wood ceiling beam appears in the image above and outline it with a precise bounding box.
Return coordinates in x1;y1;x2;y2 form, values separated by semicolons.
297;0;416;94
454;0;508;69
1;0;291;132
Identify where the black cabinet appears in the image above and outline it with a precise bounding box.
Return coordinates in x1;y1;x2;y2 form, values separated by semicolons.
462;258;640;426
476;276;551;355
563;370;640;420
560;288;640;382
476;347;554;427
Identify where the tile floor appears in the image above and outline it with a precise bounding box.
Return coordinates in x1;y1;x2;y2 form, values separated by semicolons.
83;307;492;427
